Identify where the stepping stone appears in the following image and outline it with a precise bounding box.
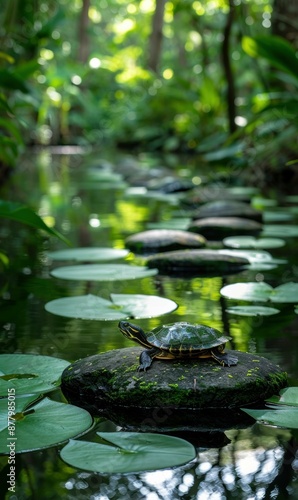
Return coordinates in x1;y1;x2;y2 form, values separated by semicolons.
61;348;287;431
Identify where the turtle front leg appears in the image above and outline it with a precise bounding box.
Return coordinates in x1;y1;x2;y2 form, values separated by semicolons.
211;348;238;367
139;347;161;371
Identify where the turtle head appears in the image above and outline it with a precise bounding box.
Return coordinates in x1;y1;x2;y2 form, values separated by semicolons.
118;321;149;347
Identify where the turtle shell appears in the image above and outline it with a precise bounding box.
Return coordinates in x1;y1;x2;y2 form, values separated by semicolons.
146;322;230;353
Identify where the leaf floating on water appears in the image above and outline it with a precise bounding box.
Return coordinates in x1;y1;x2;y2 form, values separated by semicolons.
0;397;93;454
50;264;157;281
267;387;298;407
60;432;196;473
226;305;280;317
221;282;298;304
45;293;178;320
223;236;285;250
0;354;70;397
262;224;298;238
270;282;298;303
220;282;273;302
47;247;129;262
242;387;298;429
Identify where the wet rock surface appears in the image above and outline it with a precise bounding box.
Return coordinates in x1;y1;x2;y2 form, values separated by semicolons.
146;249;249;276
61;348;287;430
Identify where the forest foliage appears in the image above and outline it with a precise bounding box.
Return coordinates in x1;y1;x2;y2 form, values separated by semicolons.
0;0;298;173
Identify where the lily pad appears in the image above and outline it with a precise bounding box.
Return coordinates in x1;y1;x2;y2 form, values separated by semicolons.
60;432;196;473
0;397;93;454
50;264;157;281
146;218;190;230
0;354;70;397
241;407;298;429
221;281;298;304
223;236;285;250
262;225;298;238
226;305;280;316
267;387;298;407
263;211;294;222
218;249;287;270
270;282;298;303
220;282;273;302
47;247;129;262
242;387;298;429
45;293;178;320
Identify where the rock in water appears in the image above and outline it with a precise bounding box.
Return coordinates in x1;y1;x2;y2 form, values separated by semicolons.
146;249;249;276
188;217;262;240
61;348;287;431
125;229;206;254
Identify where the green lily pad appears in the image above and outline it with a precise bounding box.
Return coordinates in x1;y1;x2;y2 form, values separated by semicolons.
147;218;190;230
270;282;298;303
262;224;298;238
242;387;298;429
241;407;298;429
221;281;298;304
218;249;287;270
45;293;178;320
267;387;298;407
47;247;129;262
220;282;273;302
252;197;277;208
223;236;285;249
263;211;294;222
60;432;196;473
0;354;70;397
226;305;280;316
0;397;93;454
50;264;157;281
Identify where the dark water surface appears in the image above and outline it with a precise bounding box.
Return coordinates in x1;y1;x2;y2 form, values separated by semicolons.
1;150;298;499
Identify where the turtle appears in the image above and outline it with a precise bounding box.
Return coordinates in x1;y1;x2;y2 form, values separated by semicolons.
118;321;238;371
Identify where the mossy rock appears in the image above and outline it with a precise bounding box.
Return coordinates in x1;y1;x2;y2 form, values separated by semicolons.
191;200;263;223
146;249;249;276
125;229;206;254
61;348;287;431
188;217;262;240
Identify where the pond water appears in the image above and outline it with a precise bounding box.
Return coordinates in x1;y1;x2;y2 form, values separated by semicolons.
1;149;298;499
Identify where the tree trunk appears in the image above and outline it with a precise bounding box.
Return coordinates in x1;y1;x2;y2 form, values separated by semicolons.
148;0;167;73
271;0;298;49
78;0;90;63
221;0;237;135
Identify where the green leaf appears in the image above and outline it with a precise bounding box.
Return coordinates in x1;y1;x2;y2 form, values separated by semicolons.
50;264;157;281
223;236;285;250
262;225;298;238
0;398;93;454
47;247;129;262
267;387;298;407
147;218;190;230
242;35;298;79
0;200;70;245
270;282;298;303
241;408;298;429
60;432;196;473
0;69;29;92
45;293;177;320
226;305;279;317
221;282;298;304
220;282;273;302
218;249;286;270
0;354;70;397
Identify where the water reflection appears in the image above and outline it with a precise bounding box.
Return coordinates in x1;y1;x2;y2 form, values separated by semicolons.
1;150;298;497
50;425;296;499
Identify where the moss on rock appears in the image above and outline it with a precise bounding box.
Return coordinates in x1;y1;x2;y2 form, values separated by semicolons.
61;347;287;412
